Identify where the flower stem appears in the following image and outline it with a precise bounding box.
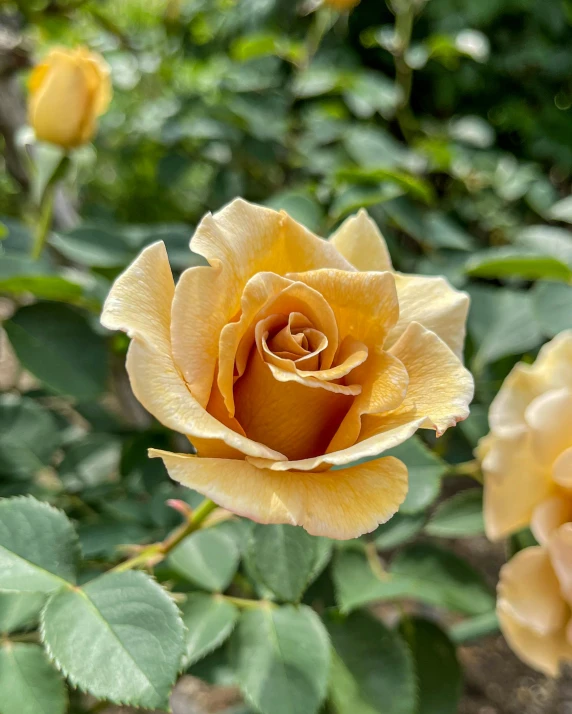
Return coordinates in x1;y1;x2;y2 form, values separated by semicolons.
31;153;70;260
392;1;417;140
449;610;499;644
111;498;218;573
221;595;276;610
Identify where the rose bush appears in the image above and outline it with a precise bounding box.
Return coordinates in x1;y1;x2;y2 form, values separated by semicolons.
102;199;473;539
29;46;111;148
498;523;572;675
480;331;572;543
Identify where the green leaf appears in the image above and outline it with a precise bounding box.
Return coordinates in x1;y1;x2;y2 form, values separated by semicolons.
50;225;134;268
468;286;542;370
0;396;60;479
516;225;572;266
0;642;67;714
41;570;185;709
59;434;121;490
327;611;415;714
169;527;240;592
0;592;46;633
385;438;447;513
330;184;403;221
343;71;402;120
265;191;324;233
0;497;79;594
425;489;485;538
532;281;572;337
231;605;330;714
547;196;572;223
0;256;84;302
180;592;239;667
4;303;108;401
465;248;572;281
332;546;493;615
247;524;320;603
373;512;426;550
400;617;461;714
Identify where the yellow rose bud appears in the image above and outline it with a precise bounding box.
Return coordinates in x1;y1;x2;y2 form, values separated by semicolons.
29;46;112;149
102;199;473;539
479;331;572;542
497;523;572;675
324;0;361;9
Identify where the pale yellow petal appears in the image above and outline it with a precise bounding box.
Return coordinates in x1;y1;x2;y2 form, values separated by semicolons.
553;447;572;490
326;350;409;453
482;431;553;541
525;388;572;465
488;362;546;439
126;339;284;461
388;322;474;435
497;606;572;677
548;523;572;604
246;414;425;472
497;546;572;676
531;496;572;546
191;199;352;318
329;209;392;272
149;449;408;539
498;547;567;636
288;269;399;348
233;348;353;461
101;241;174;351
171;264;233;407
533;330;572;391
386;274;470;359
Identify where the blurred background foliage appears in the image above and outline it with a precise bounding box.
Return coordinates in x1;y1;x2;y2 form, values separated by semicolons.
1;0;572;713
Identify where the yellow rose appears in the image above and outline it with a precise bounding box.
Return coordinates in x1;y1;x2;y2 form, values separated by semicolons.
29;46;112;149
479;331;572;542
323;0;361;10
497;523;572;675
101;199;473;539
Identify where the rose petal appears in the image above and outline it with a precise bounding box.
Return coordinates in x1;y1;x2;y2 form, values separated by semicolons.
525;388;572;466
553;447;572;490
329;209;392;272
498;547;572;677
102;242;284;462
483;431;552;541
388;322;474;435
326;349;409;453
386;274;470;359
149;449;408;539
531;497;572;546
233;348;353;460
287;269;399;349
548;523;572;604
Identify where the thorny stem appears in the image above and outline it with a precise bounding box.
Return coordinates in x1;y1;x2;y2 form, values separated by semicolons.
111;498;218;573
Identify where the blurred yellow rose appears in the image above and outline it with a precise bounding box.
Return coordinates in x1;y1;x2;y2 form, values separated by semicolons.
479;332;572;542
102;199;473;539
324;0;361;10
29;46;111;149
498;523;572;675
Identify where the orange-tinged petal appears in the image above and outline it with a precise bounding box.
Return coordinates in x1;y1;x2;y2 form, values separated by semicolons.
327;350;409;453
288;269;399;349
246;413;425;472
234;348;353;461
498;547;567;636
525;388;572;466
386;274;470;359
483;431;552;541
149;449;408;539
102;242;284;462
219;273;340;414
388;322;474;435
329;209;392;272
531;497;572;546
